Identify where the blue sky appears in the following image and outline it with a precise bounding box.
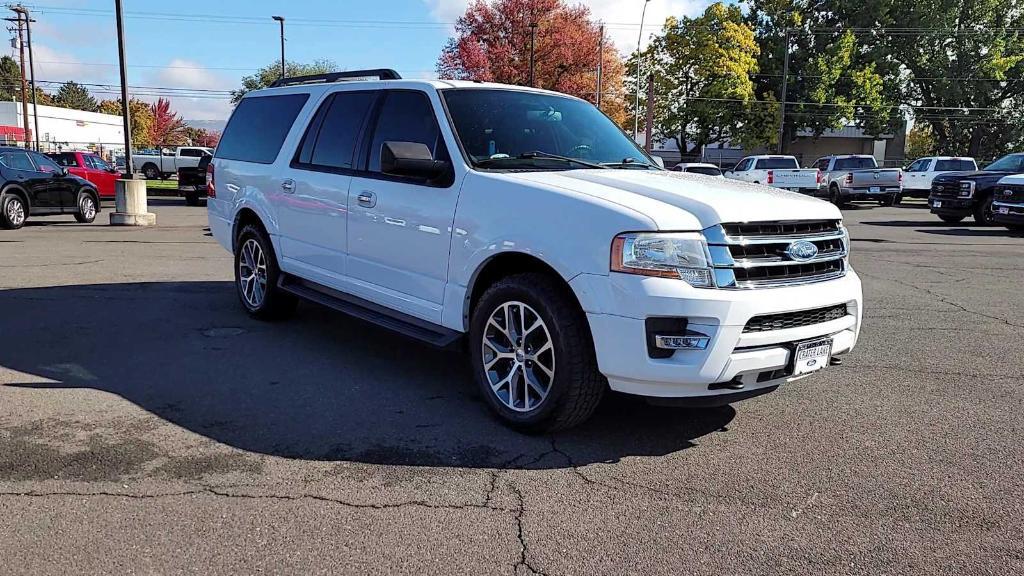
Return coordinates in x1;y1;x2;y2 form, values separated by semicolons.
18;0;708;121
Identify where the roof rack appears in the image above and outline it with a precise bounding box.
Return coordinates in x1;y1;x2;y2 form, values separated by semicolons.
270;69;402;88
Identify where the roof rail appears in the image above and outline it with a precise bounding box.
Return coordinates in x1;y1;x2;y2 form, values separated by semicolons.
270;69;402;88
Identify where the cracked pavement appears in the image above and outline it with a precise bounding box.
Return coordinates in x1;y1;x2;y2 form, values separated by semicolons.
1;199;1022;575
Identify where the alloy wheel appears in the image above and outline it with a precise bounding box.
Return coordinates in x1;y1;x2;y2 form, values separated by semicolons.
80;196;96;221
6;198;24;227
481;301;555;412
238;238;268;308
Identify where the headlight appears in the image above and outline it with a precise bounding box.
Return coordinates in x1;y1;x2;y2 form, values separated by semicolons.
611;232;714;288
959;181;975;198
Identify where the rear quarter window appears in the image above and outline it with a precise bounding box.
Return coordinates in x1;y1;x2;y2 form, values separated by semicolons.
216;93;310;164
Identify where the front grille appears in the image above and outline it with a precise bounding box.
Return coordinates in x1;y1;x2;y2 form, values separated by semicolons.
930;182;961;198
744;304;849;333
722;220;840;238
706;221;848;289
997;186;1024;204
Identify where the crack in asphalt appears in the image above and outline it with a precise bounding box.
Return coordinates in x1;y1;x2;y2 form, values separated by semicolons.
859;270;1023;329
509;483;548;576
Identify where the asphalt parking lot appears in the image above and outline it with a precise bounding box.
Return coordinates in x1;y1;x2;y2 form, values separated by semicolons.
1;198;1022;575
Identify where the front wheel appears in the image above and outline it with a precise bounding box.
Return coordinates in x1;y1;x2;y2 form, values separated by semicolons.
142;164;160;180
1;193;27;229
469;273;605;433
74;192;97;223
233;224;297;320
974;195;996;226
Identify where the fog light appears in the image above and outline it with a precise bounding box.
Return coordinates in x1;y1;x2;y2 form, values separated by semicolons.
654;331;710;350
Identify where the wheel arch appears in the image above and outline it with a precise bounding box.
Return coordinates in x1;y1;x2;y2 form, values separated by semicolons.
231;207;267;252
1;183;30;211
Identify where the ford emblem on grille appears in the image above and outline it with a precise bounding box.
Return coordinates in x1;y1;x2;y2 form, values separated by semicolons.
1005;189;1014;196
785;240;819;261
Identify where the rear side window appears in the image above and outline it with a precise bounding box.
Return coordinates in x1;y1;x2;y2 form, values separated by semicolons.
935;159;974;171
755;157;798;169
835;157;876;170
367;91;445;173
180;148;205;158
217;93;309;164
1;150;35;171
49;153;79;167
298;91;376;170
686;166;722;176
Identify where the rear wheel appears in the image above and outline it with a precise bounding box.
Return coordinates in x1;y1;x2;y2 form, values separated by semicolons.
142;163;160;180
184;193;200;206
1;193;27;229
469;273;604;433
829;185;846;208
973;195;996;226
74;191;97;223
939;214;964;224
233;224;297;320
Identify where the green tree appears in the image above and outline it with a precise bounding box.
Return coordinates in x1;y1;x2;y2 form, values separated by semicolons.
231;59;337;103
905;124;936;160
0;56;21;102
97;98;154;149
628;3;772;153
53;81;98;112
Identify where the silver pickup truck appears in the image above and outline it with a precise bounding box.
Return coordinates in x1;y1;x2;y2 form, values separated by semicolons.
813;155;903;207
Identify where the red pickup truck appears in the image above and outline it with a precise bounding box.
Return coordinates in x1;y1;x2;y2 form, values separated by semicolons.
47;151;121;199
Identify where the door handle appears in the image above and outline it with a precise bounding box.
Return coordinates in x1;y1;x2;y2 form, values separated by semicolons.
281;179;295;193
357;190;376;208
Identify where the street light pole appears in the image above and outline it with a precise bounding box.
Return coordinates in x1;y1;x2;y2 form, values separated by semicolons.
272;16;285;80
115;0;134;177
634;0;652;142
528;22;537;88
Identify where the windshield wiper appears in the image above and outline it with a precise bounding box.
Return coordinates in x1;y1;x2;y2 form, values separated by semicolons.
600;157;656;169
476;151;607;170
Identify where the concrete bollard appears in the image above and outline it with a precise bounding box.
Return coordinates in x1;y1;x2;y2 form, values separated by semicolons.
109;178;156;226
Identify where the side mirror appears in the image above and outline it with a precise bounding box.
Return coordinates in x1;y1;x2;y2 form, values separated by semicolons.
55;168;69;177
381;141;448;180
650;156;665;169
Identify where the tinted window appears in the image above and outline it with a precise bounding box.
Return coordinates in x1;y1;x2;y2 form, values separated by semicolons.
686;166;722;176
1;150;35;171
906;159;928;172
306;92;376;170
30;152;62;173
935;159;975;171
815;158;829;170
88;155;112;171
834;157;877;170
49;153;79;167
217;94;309;164
368;91;444;173
180;148;205;158
755;157;798;169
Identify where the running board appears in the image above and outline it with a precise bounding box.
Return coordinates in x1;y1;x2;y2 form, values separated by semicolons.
277;274;462;348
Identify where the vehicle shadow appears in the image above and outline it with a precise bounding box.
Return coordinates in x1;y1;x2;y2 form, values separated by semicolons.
0;282;734;470
917;228;1024;238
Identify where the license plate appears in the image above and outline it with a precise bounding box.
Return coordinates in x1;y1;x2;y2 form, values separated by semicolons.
933;200;942;208
794;338;832;375
997;206;1009;215
788;187;800;192
869;186;881;193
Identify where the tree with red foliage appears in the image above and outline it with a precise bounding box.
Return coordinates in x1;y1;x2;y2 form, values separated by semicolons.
147;98;189;146
437;0;628;125
195;130;221;148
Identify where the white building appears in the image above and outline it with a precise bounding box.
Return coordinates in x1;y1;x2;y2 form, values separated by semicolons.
0;101;126;158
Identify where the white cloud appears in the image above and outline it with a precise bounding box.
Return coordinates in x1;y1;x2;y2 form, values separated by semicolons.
145;59;234;122
422;0;711;53
32;44;113;85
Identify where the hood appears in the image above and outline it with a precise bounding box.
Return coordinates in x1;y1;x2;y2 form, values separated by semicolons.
503;169;841;229
934;170;1013;182
998;174;1024;186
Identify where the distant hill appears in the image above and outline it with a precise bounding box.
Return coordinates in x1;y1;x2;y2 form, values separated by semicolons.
185;119;226;132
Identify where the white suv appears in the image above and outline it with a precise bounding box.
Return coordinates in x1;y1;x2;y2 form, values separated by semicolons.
208;70;863;432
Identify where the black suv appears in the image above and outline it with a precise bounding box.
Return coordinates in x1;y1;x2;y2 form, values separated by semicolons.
928;153;1024;225
0;147;101;230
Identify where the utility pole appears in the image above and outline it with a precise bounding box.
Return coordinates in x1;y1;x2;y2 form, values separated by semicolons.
528;22;537;88
634;0;652;142
7;12;29;148
272;16;285;80
596;24;603;110
115;0;134;177
777;28;792;154
644;73;654;153
12;6;38;151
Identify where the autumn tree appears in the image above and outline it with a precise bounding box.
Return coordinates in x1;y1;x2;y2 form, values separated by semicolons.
184;126;221;148
629;3;774;153
437;0;628;124
98;98;155;149
53;81;98;112
231;59;337;103
147;98;188;146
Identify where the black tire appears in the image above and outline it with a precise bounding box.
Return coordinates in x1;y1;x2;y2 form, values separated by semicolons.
469;272;605;433
973;195;996;226
880;193;896;207
74;191;98;223
939;214;964;224
829;185;846;208
0;193;27;230
184;193;200;207
233;223;297;320
142;164;160;180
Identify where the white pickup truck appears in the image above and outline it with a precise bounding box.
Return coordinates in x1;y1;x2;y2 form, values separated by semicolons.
814;155;903;207
133;146;213;180
902;156;977;198
208;71;863;431
724;155;821;193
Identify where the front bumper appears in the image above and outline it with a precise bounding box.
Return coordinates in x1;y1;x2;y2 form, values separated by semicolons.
570;271;863;400
993;201;1024;226
840;187;900;201
928;195;974;216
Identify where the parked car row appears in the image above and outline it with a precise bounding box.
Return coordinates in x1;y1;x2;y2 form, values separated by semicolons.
927;153;1024;228
133;146;213;180
0;147;101;229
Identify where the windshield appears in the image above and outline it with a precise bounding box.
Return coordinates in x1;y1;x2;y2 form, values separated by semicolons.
686;166;722;176
442;89;654;170
834;157;877;170
985;154;1024;172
